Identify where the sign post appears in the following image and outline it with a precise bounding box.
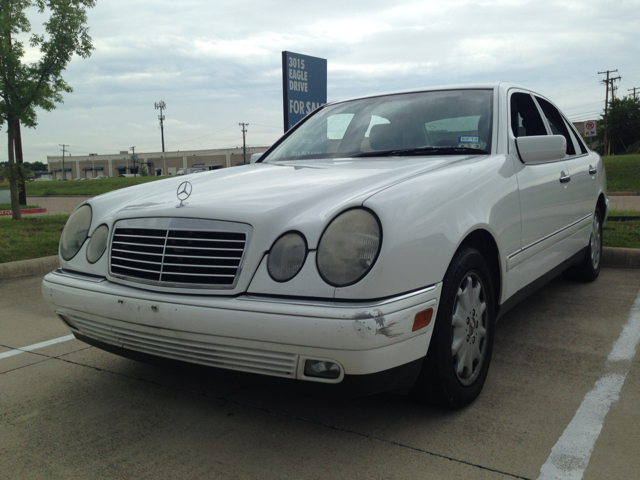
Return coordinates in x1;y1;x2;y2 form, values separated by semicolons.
282;51;327;132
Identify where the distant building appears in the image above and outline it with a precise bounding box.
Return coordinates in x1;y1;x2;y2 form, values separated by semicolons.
46;146;270;180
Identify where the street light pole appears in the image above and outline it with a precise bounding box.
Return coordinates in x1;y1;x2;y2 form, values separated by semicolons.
59;144;68;180
155;101;166;175
130;146;136;177
239;123;249;164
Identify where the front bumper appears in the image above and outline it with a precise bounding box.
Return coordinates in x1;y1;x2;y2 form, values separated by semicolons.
42;269;440;392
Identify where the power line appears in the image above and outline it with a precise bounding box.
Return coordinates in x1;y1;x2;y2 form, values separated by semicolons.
567;110;603;120
547;82;602;100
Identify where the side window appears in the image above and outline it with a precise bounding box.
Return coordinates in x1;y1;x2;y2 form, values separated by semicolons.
562;118;588;155
565;119;588;154
510;93;547;138
535;97;576;156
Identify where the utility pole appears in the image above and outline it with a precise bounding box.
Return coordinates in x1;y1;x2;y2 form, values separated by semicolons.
239;123;249;164
628;87;639;100
155;100;166;175
59;144;68;180
598;69;621;156
130;146;136;177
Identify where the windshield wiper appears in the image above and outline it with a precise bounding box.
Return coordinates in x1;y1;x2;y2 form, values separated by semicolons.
349;146;488;157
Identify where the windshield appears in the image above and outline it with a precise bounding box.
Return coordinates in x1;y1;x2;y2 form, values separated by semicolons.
265;89;493;162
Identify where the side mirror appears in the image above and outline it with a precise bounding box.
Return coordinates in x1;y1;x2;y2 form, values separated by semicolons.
515;135;566;164
250;153;264;164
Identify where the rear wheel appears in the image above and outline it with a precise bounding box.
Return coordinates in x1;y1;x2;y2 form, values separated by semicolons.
413;247;496;408
563;207;602;282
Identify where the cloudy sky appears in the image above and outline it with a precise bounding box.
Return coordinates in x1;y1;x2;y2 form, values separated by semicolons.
5;0;640;164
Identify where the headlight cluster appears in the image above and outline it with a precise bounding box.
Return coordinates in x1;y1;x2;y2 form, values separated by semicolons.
59;204;109;263
267;209;381;287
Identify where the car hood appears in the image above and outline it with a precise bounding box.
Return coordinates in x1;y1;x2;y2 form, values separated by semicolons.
86;156;470;248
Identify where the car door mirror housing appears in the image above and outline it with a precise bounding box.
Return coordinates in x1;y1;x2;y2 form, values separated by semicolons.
515;135;566;164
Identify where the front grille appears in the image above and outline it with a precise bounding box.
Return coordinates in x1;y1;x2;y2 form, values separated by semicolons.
109;218;251;289
67;314;297;377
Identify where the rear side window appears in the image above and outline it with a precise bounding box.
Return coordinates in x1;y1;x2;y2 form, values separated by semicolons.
510;93;547;138
565;120;588;154
535;97;576;156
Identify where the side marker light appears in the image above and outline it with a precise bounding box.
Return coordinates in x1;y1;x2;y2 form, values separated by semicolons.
412;308;433;331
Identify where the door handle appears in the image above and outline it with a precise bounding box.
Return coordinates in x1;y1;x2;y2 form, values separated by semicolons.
589;165;597;175
559;171;571;184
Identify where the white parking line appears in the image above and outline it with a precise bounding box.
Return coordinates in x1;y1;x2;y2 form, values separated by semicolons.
538;289;640;480
0;334;75;360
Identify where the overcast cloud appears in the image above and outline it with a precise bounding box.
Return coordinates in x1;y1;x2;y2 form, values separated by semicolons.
4;0;640;164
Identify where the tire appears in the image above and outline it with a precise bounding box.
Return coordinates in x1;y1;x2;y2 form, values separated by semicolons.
563;207;602;282
412;247;496;409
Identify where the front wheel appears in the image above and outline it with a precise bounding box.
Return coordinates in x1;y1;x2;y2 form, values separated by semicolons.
412;247;496;409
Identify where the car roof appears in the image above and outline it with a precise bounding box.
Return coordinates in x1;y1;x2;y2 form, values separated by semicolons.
323;82;531;106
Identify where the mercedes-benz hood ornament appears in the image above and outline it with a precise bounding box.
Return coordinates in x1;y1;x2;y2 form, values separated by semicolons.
176;180;192;208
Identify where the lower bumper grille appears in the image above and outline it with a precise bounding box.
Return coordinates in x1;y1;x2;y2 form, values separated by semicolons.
67;315;297;378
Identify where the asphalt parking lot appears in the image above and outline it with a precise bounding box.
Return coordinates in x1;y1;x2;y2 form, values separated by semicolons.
1;267;639;479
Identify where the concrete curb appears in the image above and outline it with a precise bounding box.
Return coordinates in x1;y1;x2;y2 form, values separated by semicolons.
0;248;638;280
0;256;59;280
602;247;640;269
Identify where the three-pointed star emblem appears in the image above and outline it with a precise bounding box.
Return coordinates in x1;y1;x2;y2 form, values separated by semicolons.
176;181;192;207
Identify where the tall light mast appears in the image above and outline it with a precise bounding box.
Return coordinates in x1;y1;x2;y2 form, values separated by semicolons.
155;100;166;174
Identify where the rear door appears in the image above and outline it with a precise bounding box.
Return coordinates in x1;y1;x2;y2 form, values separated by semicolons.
534;95;599;222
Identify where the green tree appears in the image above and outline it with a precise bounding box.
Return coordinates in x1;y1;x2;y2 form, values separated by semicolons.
0;0;95;219
596;96;640;155
25;160;47;171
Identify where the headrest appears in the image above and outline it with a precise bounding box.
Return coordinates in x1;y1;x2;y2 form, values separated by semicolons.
368;123;402;151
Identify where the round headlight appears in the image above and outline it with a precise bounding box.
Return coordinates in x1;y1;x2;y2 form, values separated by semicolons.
267;232;307;282
317;209;381;287
86;224;109;264
60;205;92;261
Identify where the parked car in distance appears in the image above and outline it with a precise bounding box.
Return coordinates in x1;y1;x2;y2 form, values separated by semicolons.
42;83;607;408
94;175;108;179
176;168;205;176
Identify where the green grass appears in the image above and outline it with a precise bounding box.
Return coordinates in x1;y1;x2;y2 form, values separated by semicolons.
0;176;166;196
0;204;40;210
602;154;640;193
0;215;68;263
604;210;640;249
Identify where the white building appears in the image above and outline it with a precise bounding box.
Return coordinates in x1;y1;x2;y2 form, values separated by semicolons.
46;146;270;180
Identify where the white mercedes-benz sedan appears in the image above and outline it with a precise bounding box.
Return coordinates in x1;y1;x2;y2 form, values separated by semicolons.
42;83;608;408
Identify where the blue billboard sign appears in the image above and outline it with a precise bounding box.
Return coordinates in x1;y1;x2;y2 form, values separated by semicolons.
282;51;327;131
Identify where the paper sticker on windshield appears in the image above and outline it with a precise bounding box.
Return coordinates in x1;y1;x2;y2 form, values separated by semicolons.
458;136;480;143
